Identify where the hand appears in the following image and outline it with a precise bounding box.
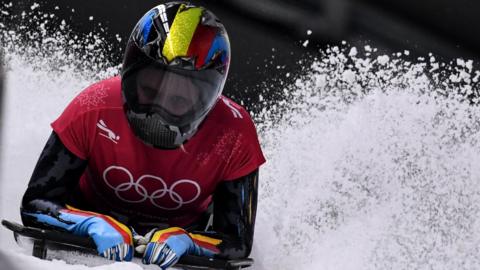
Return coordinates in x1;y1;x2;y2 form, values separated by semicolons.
141;227;190;269
22;205;133;261
59;208;134;261
138;227;221;269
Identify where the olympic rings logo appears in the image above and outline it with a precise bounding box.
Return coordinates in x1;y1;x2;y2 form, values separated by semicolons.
102;166;201;210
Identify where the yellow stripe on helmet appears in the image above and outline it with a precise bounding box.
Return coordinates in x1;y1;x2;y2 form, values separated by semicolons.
162;5;203;62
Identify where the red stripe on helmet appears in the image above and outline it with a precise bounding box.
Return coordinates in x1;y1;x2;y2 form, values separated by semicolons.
187;24;217;69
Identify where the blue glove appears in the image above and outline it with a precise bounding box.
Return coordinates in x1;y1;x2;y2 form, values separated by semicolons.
140;227;221;269
24;206;133;261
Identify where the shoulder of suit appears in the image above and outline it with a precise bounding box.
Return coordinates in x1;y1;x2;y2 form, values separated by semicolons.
214;95;251;120
73;76;123;113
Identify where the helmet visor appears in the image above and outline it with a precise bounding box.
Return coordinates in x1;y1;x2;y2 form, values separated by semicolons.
123;64;224;127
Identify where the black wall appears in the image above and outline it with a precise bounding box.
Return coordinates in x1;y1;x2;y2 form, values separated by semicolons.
6;0;480;108
364;0;480;53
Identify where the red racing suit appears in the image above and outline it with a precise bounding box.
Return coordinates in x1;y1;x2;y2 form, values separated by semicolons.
21;76;265;259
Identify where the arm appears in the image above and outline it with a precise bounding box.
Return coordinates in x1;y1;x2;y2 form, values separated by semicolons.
21;131;87;225
173;169;258;259
208;169;259;259
20;131;133;261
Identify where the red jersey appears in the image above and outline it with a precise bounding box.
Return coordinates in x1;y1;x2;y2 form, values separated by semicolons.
51;76;265;227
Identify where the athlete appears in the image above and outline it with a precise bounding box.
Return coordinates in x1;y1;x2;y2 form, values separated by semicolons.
20;2;265;269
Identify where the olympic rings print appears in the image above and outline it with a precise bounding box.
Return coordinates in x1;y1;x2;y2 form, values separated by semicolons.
103;165;201;210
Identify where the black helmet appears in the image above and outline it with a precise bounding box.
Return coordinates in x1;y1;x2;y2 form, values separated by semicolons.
121;2;230;149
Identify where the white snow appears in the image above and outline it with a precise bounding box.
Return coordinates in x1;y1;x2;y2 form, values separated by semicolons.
30;3;40;10
376;55;389;65
253;44;480;270
348;47;357;57
341;69;356;83
1;249;145;270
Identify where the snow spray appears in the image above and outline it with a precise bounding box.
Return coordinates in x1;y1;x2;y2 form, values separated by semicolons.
253;46;480;270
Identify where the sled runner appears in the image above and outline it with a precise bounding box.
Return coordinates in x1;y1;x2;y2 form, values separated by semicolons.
1;219;253;270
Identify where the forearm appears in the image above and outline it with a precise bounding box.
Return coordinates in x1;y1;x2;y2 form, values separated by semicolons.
21;200;89;235
21;131;87;228
21;199;67;228
192;169;259;259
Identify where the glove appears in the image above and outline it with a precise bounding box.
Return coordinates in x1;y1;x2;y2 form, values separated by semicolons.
24;206;133;261
137;227;221;269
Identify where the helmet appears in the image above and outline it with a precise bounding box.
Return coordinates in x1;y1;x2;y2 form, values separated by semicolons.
121;2;230;149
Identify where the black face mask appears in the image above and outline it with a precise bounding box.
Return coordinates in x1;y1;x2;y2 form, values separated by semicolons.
122;64;225;149
126;110;194;149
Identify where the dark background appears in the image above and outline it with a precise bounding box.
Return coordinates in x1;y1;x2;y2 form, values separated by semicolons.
4;0;480;109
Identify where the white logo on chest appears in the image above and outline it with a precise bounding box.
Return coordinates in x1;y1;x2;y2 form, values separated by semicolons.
97;119;120;144
102;165;201;210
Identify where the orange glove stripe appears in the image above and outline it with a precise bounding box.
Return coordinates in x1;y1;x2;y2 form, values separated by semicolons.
189;233;222;245
190;233;222;253
151;227;187;243
192;239;221;253
63;205;133;245
104;216;133;245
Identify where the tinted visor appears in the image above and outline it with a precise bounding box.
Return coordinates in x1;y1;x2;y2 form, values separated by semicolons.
123;63;225;127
